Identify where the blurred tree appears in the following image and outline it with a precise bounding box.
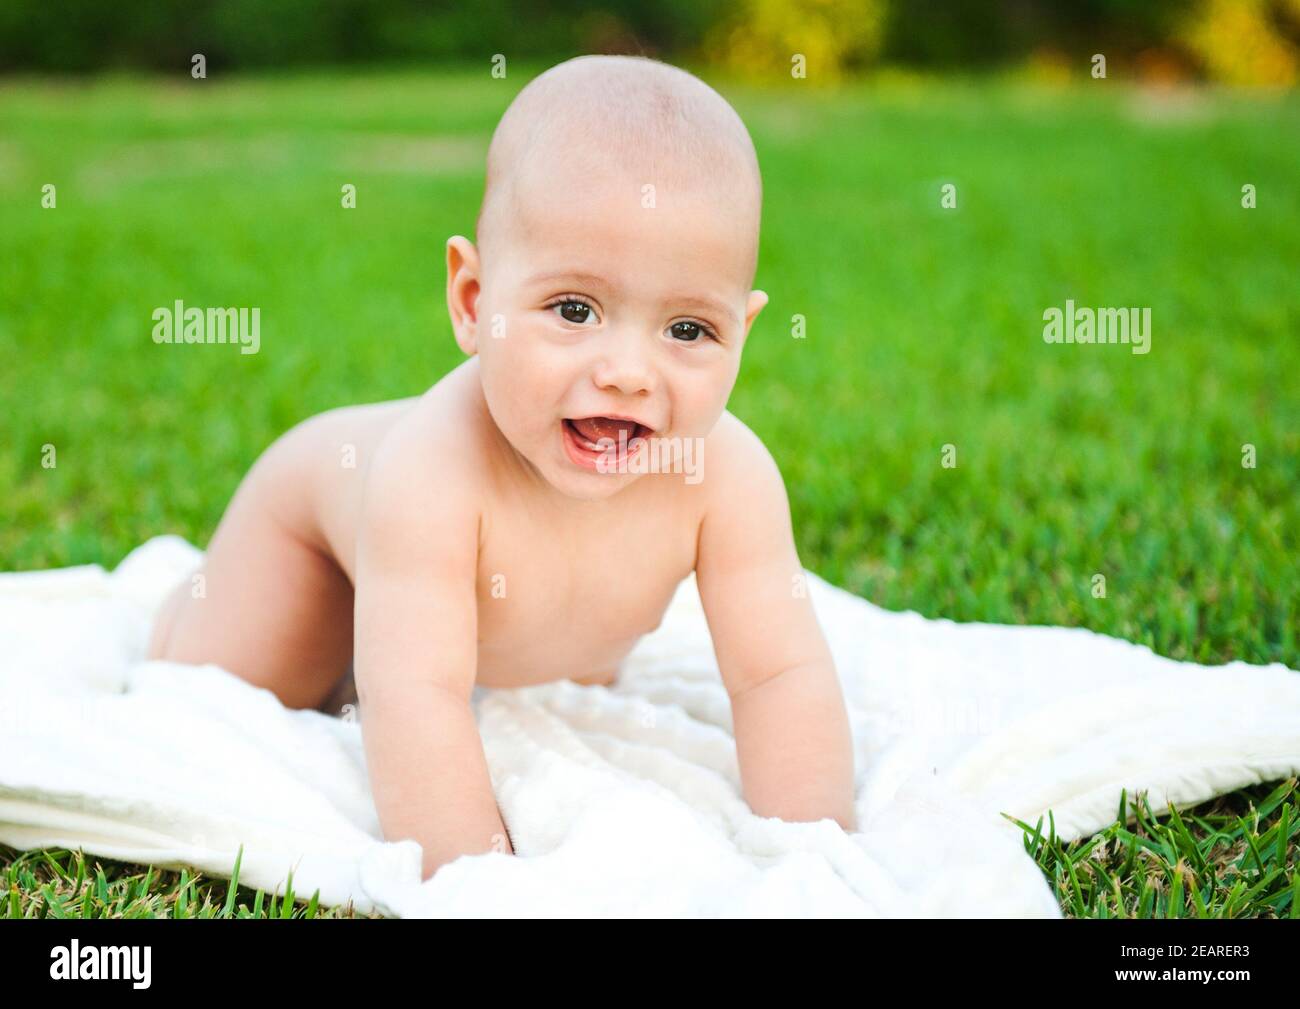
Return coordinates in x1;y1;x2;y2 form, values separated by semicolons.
882;0;1200;69
0;0;1296;83
0;0;725;73
1180;0;1297;85
702;0;887;83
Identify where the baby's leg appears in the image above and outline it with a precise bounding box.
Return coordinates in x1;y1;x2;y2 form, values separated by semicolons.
147;469;353;711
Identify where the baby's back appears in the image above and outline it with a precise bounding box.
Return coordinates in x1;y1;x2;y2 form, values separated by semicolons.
271;396;421;582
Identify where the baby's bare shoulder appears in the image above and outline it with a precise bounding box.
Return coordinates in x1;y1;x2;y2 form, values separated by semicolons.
360;369;489;540
695;412;798;581
702;410;787;502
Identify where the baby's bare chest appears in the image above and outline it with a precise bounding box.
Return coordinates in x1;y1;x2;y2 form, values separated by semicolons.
471;510;697;688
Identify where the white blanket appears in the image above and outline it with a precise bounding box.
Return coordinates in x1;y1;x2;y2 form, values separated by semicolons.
2;535;1297;917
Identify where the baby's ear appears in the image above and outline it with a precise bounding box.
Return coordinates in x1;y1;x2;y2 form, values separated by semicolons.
446;236;481;355
743;289;769;337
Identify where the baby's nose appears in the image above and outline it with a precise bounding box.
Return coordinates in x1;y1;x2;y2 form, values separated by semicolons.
592;332;655;396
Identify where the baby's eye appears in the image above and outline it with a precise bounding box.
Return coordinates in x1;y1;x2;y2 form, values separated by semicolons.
554;300;595;325
668;320;710;343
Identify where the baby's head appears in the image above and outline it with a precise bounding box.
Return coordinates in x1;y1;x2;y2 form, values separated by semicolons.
445;54;767;500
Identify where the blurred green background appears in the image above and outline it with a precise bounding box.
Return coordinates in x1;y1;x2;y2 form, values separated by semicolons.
3;0;1300;85
1;2;1297;676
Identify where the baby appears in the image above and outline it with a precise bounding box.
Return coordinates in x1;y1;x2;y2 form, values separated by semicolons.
147;54;856;880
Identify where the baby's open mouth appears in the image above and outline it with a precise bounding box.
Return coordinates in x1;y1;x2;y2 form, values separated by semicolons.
563;416;652;450
561;416;655;471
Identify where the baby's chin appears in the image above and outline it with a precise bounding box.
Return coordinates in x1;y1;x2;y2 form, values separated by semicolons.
549;470;644;502
532;458;646;502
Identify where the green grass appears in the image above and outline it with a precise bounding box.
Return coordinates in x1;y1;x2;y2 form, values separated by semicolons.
1;68;1296;917
1017;779;1299;918
0;842;382;918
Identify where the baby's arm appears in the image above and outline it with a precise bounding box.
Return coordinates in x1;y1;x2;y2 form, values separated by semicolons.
353;438;511;881
696;422;856;831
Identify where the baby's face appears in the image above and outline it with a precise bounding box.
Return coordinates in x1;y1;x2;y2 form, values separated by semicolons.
467;164;765;501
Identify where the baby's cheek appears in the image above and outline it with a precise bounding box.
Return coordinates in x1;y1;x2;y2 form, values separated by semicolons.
681;377;731;428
